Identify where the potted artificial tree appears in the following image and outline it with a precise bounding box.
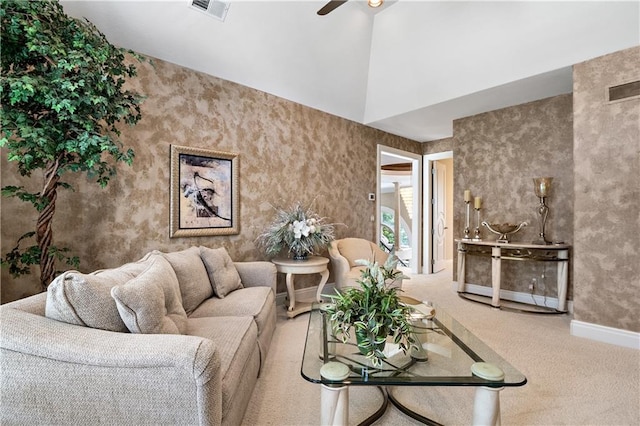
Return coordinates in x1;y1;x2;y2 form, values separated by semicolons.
0;0;145;290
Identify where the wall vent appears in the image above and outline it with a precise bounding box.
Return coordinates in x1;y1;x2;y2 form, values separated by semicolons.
190;0;230;22
607;80;640;103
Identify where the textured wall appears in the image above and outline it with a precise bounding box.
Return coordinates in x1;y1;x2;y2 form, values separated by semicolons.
423;137;453;154
1;56;420;302
573;46;640;332
453;94;574;297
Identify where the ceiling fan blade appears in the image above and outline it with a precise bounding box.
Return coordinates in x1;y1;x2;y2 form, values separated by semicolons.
317;0;348;16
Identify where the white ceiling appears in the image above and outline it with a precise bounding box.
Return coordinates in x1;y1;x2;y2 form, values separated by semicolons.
60;0;640;142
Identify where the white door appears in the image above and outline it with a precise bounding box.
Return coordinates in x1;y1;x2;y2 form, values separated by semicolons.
432;161;447;272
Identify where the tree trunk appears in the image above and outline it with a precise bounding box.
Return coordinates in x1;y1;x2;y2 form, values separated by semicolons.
37;158;60;291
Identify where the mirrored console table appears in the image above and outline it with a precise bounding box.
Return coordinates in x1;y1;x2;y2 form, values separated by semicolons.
456;239;570;314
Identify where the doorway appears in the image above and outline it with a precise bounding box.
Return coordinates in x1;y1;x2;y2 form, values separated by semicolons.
423;151;454;274
377;145;422;274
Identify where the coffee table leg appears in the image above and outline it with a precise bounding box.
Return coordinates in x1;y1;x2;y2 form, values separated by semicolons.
321;383;349;426
471;362;505;426
320;362;350;426
472;386;503;426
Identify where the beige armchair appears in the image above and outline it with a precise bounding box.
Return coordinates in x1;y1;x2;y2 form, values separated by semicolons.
328;237;403;291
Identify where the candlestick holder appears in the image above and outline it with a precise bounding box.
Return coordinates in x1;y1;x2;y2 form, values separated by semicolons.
533;177;553;245
463;200;471;240
472;208;482;241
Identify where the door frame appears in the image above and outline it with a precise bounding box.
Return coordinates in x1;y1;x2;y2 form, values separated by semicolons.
423;151;453;274
376;145;422;274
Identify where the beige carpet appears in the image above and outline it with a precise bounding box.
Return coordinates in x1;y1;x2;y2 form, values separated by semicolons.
242;264;640;425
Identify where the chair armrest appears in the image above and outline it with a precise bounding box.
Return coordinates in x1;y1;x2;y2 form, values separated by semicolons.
328;242;351;291
235;261;277;292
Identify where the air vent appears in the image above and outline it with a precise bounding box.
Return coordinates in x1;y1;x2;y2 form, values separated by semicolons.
191;0;230;22
608;80;640;103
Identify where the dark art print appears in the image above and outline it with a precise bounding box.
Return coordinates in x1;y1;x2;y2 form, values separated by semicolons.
170;145;239;237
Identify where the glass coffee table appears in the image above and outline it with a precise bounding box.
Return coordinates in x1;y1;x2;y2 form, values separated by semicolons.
301;301;527;426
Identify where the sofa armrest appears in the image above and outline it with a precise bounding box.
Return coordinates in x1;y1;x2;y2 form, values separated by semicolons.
1;307;222;425
235;261;276;292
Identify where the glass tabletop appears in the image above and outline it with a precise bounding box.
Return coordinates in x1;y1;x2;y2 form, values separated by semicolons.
301;301;527;388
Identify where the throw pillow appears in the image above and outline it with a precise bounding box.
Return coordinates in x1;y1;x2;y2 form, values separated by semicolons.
45;253;155;332
154;246;212;314
111;255;188;334
199;246;243;298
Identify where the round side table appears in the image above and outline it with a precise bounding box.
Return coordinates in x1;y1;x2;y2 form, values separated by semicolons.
272;256;329;319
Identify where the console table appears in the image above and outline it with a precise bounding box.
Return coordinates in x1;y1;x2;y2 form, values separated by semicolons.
456;240;570;313
272;256;329;318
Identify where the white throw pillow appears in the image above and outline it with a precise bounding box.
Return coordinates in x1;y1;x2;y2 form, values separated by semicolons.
199;246;243;298
111;255;188;334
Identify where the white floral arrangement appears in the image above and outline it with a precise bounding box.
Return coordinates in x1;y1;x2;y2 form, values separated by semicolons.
257;202;338;259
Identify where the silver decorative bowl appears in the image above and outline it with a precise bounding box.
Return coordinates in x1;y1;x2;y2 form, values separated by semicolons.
482;221;527;243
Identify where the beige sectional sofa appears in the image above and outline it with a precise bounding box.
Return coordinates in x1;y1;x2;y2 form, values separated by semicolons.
1;246;277;425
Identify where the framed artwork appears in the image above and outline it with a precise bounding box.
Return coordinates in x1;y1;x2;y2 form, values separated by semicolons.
170;145;239;237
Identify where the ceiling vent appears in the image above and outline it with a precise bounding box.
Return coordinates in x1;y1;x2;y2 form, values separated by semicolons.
190;0;230;22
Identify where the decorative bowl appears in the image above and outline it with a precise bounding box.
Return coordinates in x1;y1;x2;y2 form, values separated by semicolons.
487;223;520;234
482;221;527;243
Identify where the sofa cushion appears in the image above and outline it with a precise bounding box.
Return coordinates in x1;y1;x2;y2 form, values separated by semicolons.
45;253;153;332
186;316;259;418
189;286;273;338
111;255;188;334
155;247;212;314
200;246;242;298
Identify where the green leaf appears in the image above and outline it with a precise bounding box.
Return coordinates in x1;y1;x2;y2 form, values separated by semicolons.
1;0;144;285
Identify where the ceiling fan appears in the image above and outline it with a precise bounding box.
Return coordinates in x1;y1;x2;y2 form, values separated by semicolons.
317;0;384;16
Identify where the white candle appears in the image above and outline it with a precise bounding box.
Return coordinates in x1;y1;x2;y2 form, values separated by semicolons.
464;190;471;202
474;197;482;209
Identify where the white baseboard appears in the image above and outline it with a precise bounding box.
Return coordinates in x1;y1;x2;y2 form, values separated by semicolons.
276;283;336;306
455;281;573;313
456;282;638;350
570;320;640;350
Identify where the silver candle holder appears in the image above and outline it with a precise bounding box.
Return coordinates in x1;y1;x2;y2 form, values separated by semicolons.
472;196;482;241
463;200;471;240
533;177;553;245
472;207;482;241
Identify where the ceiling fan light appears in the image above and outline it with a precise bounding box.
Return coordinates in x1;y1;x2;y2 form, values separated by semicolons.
368;0;384;8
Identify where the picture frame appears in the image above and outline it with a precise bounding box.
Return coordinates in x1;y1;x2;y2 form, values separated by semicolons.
170;145;239;237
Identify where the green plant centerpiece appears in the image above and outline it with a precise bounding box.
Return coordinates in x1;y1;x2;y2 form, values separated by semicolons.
324;256;416;366
257;202;337;260
0;0;145;290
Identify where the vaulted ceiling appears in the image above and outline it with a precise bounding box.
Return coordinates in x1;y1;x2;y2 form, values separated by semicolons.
60;1;639;142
